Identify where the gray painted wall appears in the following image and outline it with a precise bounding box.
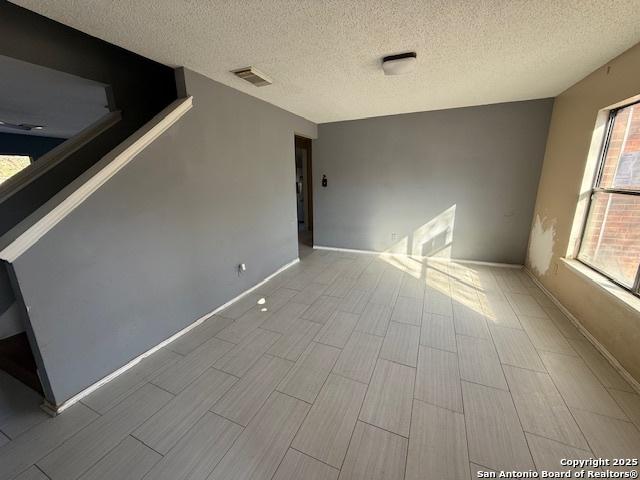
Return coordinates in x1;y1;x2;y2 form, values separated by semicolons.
11;69;316;404
313;99;553;264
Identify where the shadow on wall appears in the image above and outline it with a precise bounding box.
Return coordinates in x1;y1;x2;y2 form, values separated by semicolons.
382;205;457;258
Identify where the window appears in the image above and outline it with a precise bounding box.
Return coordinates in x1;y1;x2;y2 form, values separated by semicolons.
578;101;640;294
0;155;32;184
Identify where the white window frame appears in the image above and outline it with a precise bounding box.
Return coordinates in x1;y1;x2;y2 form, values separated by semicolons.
576;100;640;296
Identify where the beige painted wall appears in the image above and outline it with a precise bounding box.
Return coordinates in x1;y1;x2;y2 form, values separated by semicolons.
527;42;640;382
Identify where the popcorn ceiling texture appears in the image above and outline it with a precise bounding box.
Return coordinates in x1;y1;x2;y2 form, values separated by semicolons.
12;0;640;123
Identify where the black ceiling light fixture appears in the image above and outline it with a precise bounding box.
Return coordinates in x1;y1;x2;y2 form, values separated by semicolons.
382;52;417;75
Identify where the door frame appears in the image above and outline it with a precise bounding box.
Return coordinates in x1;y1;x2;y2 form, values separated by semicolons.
294;135;313;242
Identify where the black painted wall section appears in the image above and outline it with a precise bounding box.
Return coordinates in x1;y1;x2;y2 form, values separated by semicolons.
0;2;178;346
0;132;66;160
0;2;178;236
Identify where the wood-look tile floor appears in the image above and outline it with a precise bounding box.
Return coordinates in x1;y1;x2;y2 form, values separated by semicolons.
2;247;640;480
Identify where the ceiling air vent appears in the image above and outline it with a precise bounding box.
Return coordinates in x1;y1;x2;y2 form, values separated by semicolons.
231;67;272;87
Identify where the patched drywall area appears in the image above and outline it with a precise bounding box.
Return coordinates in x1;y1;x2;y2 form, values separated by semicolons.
527;41;640;383
528;214;556;276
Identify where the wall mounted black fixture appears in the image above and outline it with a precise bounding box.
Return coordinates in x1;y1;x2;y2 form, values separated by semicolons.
322;174;327;187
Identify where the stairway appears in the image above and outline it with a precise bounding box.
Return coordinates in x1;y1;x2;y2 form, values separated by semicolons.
0;332;43;395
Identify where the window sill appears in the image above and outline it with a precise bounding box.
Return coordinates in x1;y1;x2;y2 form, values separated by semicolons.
561;258;640;315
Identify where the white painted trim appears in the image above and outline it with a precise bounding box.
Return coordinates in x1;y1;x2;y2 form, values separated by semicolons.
0;97;193;263
524;268;640;395
45;257;300;415
0;111;122;204
429;257;523;269
313;245;387;256
312;244;522;269
560;258;640;315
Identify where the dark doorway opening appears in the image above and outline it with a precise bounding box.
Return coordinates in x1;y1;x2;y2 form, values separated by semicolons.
295;136;313;251
0;332;43;395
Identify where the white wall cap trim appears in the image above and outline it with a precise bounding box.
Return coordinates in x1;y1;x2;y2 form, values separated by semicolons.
0;96;193;263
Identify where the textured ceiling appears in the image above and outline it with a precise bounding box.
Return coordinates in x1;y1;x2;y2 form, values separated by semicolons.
12;0;640;123
0;55;109;138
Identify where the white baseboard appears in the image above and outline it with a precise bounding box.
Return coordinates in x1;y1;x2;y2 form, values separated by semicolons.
524;268;640;395
313;244;522;269
45;257;300;415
